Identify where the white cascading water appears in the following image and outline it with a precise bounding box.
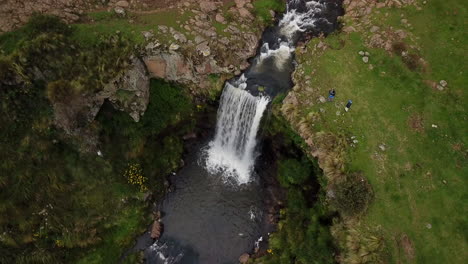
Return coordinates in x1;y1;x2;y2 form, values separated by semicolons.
205;77;270;184
205;0;329;184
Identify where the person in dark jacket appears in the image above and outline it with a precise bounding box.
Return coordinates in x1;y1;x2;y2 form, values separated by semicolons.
345;100;353;112
328;89;336;101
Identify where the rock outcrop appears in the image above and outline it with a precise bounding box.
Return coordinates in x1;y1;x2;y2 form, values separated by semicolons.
51;58;150;151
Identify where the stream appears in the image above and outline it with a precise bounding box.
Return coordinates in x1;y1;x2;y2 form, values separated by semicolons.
136;1;343;263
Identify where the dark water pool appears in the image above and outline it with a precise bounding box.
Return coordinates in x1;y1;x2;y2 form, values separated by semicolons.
144;146;266;264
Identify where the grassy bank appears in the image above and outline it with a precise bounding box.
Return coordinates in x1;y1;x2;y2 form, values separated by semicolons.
287;0;467;263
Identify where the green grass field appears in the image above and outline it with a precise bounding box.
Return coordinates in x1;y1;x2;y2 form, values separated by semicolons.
291;0;467;263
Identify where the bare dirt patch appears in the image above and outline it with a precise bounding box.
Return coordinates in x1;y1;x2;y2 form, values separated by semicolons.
408;113;424;133
399;233;416;260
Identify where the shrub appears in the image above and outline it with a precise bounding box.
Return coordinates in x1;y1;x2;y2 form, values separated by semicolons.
330;173;373;217
278;158;312;187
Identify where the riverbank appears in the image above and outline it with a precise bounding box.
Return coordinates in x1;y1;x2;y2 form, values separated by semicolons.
284;0;467;263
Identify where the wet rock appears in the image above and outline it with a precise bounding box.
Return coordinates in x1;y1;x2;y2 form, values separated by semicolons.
151;220;163;239
239;253;250;263
183;132;197;140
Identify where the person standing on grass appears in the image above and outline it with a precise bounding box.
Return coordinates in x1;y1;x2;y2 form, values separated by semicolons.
345;100;353;112
328;89;336;101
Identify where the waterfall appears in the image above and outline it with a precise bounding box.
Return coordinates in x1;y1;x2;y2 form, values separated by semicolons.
206;77;270;184
204;0;340;184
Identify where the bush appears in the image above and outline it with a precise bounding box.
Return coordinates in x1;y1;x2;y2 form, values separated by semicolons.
330;173;373;217
278;158;312;187
24;14;72;38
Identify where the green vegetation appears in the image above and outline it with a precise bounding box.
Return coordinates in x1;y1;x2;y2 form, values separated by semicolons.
289;0;467;263
0;15;195;263
258;112;336;264
253;0;285;22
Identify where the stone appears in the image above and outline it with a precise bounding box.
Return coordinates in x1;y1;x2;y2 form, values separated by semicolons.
365;51;370;56
426;223;432;229
158;25;168;33
318;96;326;103
238;7;252;19
173;32;187;43
436;85;444;91
114;6;125;16
362;56;369;63
336;111;341;116
150;221;163;239
141;31;154;40
235;0;248;8
358;51;365;56
370;26;380;33
239;253;250;263
169;43;180;51
215;13;225;23
197;42;211;56
439;80;447;87
115;1;129;8
269;10;276;18
379;144;386;151
199;1;217;12
195;35;205;44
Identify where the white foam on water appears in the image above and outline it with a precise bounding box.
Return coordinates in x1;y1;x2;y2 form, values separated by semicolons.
257;42;295;70
279;0;326;41
205;80;270;184
205;0;331;185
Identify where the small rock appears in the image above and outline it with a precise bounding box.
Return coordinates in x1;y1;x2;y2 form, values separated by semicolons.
442;180;447;184
436;85;444;91
239;253;250;263
336;111;341;116
114;6;125;16
150;221;163;239
196;42;211;56
439;80;447;87
169;43;180;51
431;124;438;128
365;51;370;56
269;10;276;18
158;25;168;33
362;56;369;63
215;14;225;23
379;144;386;151
115;0;129;7
426;223;432;229
318;96;326;103
141;31;154;40
353;139;359;144
370;26;380;33
358;51;365;56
